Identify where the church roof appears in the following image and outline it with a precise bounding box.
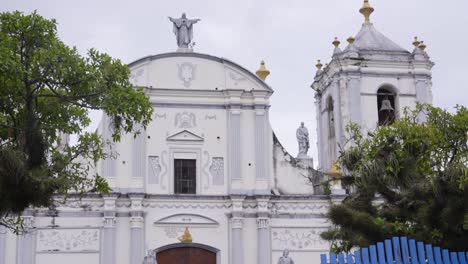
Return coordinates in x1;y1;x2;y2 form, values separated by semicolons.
345;23;409;53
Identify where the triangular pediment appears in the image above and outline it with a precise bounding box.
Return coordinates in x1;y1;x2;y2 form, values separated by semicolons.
167;130;204;142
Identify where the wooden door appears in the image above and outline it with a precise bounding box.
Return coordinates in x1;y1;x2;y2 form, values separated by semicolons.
156;246;216;264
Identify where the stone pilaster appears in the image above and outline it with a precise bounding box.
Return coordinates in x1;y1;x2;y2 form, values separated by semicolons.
230;195;245;264
230;218;244;264
17;216;34;264
229;109;241;181
0;225;5;264
256;196;271;264
415;79;432;123
132;124;146;179
102;195;117;264
129;194;145;264
254;106;269;192
347;77;362;127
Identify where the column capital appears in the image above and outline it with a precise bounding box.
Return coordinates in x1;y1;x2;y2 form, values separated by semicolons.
256;218;269;229
103;194;118;211
230;218;244;229
130;216;144;229
129;194;145;211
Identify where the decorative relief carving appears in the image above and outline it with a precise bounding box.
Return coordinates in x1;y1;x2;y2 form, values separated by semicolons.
271;228;329;250
164;226;184;238
148;156;161;184
177;62;197;87
160;151;168;189
210;157;224;186
205;115;216;120
175;112;197;129
229;72;246;86
130;68;144;85
203;151;210;189
155;113;167;119
37;229;100;252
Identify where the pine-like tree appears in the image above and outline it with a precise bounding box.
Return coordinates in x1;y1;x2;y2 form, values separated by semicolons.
321;104;468;252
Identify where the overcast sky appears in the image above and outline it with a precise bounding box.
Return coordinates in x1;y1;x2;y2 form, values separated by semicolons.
2;0;468;165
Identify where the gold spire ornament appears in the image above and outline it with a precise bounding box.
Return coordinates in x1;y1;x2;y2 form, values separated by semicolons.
328;160;342;178
178;227;193;243
316;60;323;71
256;60;270;81
347;37;355;45
332;37;341;48
360;0;374;24
412;37;420;48
418;41;427;51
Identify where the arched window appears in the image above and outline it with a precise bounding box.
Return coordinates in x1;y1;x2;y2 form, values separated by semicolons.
377;87;396;126
327;97;335;138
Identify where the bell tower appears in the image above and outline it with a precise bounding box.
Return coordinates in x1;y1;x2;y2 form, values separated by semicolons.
312;0;434;171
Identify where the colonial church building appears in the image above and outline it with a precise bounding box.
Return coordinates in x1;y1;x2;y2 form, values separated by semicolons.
1;1;433;264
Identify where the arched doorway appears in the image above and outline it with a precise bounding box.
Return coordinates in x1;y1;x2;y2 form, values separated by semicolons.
155;243;218;264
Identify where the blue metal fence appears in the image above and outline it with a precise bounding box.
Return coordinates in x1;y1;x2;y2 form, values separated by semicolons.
320;237;468;264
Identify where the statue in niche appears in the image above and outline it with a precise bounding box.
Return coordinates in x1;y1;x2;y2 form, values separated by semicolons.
277;249;294;264
142;250;156;264
296;122;310;158
168;13;200;49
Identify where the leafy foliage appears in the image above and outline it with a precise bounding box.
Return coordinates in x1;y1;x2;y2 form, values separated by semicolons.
0;11;153;232
321;104;468;252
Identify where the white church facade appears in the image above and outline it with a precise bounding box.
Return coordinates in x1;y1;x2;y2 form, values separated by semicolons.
1;1;434;264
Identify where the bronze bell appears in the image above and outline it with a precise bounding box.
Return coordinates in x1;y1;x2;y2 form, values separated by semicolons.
379;97;394;112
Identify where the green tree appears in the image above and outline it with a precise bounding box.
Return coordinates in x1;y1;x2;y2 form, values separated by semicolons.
321;104;468;252
0;11;153;231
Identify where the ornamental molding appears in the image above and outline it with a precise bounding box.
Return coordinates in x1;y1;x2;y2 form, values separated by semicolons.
142;201;231;210
36;229;100;252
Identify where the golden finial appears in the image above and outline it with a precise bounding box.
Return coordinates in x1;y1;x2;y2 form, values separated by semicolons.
178;227;193;243
316;60;323;71
256;60;270;81
347;37;355;45
418;41;426;51
332;37;341;48
412;37;420;48
360;0;374;24
328;160;342;178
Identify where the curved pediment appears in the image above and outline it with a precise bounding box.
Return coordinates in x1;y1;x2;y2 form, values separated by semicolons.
128;52;273;93
154;213;219;226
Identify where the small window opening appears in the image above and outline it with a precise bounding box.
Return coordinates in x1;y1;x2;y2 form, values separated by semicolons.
174;159;196;194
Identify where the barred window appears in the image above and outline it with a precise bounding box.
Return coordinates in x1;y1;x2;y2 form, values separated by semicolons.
174;159;196;194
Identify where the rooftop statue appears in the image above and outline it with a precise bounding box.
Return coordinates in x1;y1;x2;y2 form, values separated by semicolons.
296;122;310;158
168;13;200;50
